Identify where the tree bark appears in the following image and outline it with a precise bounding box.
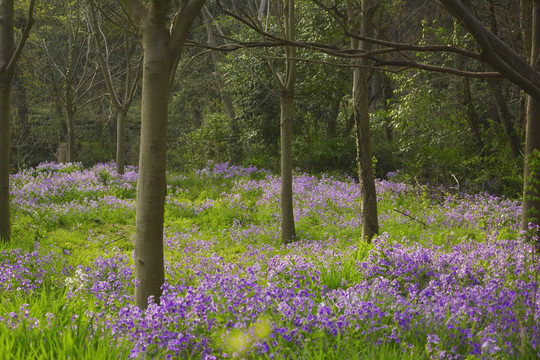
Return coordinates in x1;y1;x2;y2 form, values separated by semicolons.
522;0;540;234
280;89;296;242
280;0;297;244
0;84;10;243
0;0;15;243
134;63;168;309
348;0;379;242
353;66;379;242
116;110;127;174
65;106;76;163
133;10;173;310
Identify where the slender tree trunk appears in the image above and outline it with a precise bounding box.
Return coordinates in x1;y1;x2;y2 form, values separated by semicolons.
280;90;295;242
326;91;341;138
522;0;540;236
353;67;379;242
383;74;394;141
348;0;379;242
65;107;76;163
278;0;297;244
116;110;127;174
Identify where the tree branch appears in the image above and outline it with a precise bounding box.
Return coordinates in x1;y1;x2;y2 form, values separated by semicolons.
89;0;121;109
343;30;483;60
5;0;36;74
438;0;540;100
168;0;207;61
374;59;502;78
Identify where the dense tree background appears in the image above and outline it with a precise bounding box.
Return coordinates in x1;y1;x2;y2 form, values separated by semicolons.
7;0;532;200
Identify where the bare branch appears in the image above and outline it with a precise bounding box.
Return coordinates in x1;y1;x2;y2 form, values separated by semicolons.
343;30;483;60
89;0;121;109
5;0;36;74
373;59;502;78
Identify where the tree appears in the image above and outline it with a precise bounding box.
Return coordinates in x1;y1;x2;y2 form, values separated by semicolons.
272;0;297;244
485;0;521;159
88;0;141;174
117;0;206;309
35;1;102;163
0;0;35;243
346;0;379;242
522;0;540;232
216;0;298;243
433;0;540;237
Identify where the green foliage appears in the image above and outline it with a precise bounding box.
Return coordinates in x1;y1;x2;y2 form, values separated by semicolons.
181;113;235;169
295;137;356;174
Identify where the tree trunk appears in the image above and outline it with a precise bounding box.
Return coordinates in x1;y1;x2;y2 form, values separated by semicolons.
353;67;379;242
279;0;297;244
348;0;379;242
522;0;533;62
0;0;15;243
65;107;76;163
134;23;171;309
522;0;540;236
116;110;127;174
326;91;341;138
280;90;296;243
0;85;10;244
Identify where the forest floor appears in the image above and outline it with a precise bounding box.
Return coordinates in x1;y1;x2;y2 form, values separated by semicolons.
1;161;538;359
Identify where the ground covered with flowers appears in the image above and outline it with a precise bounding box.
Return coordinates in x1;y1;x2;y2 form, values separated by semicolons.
1;162;538;359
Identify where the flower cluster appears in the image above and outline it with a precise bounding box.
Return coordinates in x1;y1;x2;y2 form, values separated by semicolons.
10;162;137;223
0;162;537;359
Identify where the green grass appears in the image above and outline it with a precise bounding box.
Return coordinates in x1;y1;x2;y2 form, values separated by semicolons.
0;289;131;360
